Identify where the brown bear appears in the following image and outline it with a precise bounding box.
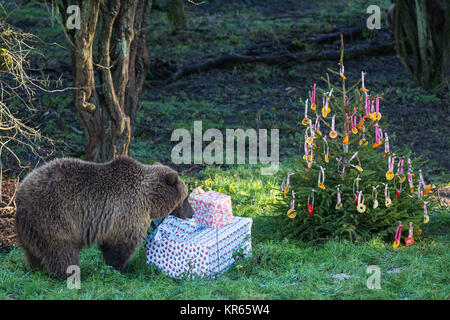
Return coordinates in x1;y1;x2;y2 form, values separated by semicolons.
15;156;190;278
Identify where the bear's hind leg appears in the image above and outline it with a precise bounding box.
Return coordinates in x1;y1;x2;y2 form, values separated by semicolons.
23;247;43;270
100;242;139;273
41;245;79;279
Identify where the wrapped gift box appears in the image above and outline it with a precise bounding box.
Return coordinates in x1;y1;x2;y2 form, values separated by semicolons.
146;216;252;279
191;191;233;228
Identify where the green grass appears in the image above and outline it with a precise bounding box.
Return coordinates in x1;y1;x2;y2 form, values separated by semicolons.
0;165;449;300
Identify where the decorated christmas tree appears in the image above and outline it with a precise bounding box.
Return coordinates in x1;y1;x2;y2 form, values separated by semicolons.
277;39;432;243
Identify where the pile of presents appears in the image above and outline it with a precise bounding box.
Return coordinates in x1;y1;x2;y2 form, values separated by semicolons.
146;190;253;278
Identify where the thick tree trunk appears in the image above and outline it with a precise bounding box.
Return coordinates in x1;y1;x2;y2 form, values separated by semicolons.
166;0;187;30
392;0;448;89
72;0;150;162
72;0;101;161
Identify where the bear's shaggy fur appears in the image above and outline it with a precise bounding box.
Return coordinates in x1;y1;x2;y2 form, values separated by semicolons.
15;156;188;278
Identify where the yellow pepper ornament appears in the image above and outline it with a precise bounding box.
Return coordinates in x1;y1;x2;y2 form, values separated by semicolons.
287;190;297;218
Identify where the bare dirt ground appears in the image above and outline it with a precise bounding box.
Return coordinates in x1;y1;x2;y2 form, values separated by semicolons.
0;178;18;252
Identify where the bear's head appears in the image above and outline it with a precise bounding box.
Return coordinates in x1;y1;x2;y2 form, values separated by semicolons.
142;164;189;220
169;196;194;219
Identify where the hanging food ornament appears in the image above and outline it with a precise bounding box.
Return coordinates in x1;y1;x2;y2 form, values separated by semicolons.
418;169;431;195
423;201;430;223
397;156;406;183
384;183;392;208
336;156;344;178
372;185;379;209
353;175;361;204
364;94;371;117
314;117;322;136
311;83;317;111
405;222;414;247
351;109;358;134
339;63;346;79
372;123;383;148
392;221;403;248
357;116;365;131
356;190;366;213
303;134;310;162
359;125;368;146
335;187;343;210
374;97;382;121
360;71;369;93
307;189;316;216
306;120;314;145
317;166;326;190
394;173;404;198
323;136;329;163
287;190;297;218
307;148;314;168
321;94;331;118
302;98;310;126
281;177;286;195
329;114;338;139
384;132;390;155
283;172;293;196
407;158;415;193
386;154;396;181
349;151;363;173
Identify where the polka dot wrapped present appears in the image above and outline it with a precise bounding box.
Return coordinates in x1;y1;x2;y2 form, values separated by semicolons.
146;216;252;279
191;191;234;228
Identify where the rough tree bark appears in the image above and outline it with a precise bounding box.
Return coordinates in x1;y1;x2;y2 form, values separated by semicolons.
64;0;150;161
391;0;449;89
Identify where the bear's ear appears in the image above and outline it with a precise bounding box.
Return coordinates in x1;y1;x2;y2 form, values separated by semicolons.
165;171;179;186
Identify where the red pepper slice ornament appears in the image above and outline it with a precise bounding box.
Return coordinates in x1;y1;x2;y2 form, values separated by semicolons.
308;189;316;216
405;222;414;247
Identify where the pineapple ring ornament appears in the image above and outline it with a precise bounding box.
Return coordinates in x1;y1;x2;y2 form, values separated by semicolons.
311;83;317;111
392;221;403;248
397;156;406;183
375;97;382;121
386;154;396;181
329;114;338;139
302;98;310;126
287;190;297;218
307;189;316;216
372;185;379;209
335;187;343;210
384;183;392;208
405;222;414;247
357;191;366;213
423;201;429;224
317;166;326;190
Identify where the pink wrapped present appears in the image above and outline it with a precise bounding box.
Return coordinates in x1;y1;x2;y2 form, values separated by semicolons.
191;191;233;228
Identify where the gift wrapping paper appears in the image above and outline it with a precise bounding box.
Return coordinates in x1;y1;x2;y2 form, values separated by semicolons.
190;191;233;228
146;216;252;278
